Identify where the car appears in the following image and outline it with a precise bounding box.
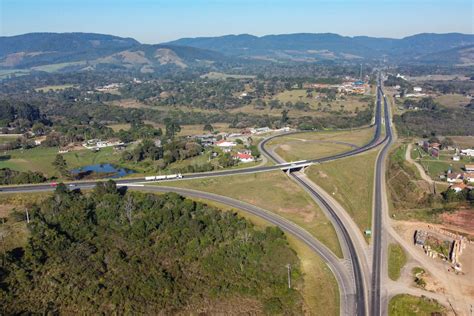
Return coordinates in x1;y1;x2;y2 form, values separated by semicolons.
68;184;76;187
50;182;57;187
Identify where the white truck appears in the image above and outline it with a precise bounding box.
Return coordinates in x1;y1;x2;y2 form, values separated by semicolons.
145;173;183;181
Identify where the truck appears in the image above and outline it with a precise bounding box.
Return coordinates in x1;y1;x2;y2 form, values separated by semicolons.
145;173;182;181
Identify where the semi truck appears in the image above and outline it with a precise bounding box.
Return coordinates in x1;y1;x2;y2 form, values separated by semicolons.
145;173;183;181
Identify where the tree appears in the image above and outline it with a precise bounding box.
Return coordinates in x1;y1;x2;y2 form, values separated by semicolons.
52;154;69;178
280;109;289;124
164;118;181;138
203;123;214;133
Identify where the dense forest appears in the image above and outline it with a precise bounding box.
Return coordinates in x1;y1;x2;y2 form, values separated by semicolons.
0;182;303;314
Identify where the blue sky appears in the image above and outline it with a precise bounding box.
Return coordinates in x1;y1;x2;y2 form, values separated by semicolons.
1;0;473;43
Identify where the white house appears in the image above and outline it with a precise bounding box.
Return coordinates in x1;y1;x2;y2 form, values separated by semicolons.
215;140;236;148
413;87;423;92
460;149;474;157
450;183;467;193
464;172;474;183
447;173;462;183
234;152;254;163
465;164;474;172
452;155;460;161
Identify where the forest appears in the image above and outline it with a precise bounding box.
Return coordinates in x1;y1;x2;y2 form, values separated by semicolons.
0;182;303;314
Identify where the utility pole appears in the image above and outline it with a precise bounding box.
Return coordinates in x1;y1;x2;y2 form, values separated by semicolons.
25;208;30;224
286;264;291;289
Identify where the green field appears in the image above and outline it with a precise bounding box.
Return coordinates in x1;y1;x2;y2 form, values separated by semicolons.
306;150;378;238
200;72;256;80
389;294;446;316
35;84;78;92
152;171;343;258
270;89;371;113
0;146;125;177
268;128;374;161
388;243;407;281
0;135;19;144
31;61;87;72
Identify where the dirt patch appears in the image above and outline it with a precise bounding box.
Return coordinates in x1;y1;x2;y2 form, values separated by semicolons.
440;209;474;235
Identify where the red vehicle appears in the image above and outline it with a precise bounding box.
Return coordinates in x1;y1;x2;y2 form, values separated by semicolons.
50;182;57;187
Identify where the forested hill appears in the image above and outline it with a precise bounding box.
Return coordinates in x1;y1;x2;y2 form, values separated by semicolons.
0;182;303;314
165;32;474;64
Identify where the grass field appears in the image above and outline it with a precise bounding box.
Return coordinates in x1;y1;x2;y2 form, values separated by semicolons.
306;150;378;238
270;89;371;114
268;128;374;161
388;243;407;281
153;171;342;258
189;197;339;315
35;84;78;92
0;146;127;177
435;93;470;109
388;294;446;316
200;72;256;80
0;135;19;144
31;61;86;72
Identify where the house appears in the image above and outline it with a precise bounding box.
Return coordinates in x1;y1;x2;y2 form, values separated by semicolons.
253;127;271;134
452;155;460;161
460;149;474;157
216;140;236;148
463;172;474;183
234;152;254;163
447;173;463;183
450;182;467;193
465;164;474;172
413;87;423;92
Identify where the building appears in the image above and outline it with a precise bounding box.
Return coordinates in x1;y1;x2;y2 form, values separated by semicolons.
465;164;474;172
463;172;474;183
447;173;463;183
413;87;423;92
450;182;467;193
234;152;254;163
460;149;474;157
452;155;460;161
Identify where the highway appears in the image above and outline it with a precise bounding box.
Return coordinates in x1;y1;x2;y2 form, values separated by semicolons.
0;78;390;315
370;83;394;316
258;84;385;316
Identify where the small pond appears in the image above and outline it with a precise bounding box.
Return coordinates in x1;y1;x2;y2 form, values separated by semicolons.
71;164;135;179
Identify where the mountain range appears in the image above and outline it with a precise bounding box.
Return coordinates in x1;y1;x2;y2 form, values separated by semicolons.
0;32;473;73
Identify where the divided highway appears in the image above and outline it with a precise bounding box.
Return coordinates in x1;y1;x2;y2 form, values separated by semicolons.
0;78;391;315
371;84;394;316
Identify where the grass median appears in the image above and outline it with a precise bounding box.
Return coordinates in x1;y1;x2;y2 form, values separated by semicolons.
306;149;378;239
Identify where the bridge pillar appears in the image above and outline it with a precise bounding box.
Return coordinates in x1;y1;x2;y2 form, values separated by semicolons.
286;168;291;176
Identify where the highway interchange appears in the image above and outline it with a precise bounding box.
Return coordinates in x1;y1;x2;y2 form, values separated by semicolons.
1;78;394;315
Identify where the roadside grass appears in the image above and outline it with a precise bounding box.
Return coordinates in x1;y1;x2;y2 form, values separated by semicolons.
388;294;446;316
152;171;343;258
275;142;352;162
0;192;51;251
34;84;78;92
286;235;339;316
188;197;339;316
388;243;407;281
306;150;378;238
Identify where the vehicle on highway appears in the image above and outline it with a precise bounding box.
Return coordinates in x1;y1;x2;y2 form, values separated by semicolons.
145;173;183;181
50;182;57;187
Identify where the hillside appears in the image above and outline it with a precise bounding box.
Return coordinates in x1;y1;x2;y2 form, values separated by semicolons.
166;32;474;64
0;183;303;314
0;33;229;72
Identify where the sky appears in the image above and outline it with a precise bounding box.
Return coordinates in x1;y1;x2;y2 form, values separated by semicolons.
1;0;473;43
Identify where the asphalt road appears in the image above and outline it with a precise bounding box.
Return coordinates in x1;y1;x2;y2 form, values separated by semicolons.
370;84;394;316
258;87;384;316
0;78;389;315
